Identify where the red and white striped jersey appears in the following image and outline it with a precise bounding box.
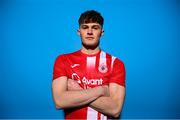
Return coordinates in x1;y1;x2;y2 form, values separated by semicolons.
53;50;125;120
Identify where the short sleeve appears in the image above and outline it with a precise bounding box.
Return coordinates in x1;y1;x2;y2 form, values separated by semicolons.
53;55;67;80
110;59;126;86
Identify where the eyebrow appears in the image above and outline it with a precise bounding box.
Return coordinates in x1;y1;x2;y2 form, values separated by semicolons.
92;25;101;28
80;24;101;28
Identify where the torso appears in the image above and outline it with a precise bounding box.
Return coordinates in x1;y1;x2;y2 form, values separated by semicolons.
62;50;115;120
54;50;125;120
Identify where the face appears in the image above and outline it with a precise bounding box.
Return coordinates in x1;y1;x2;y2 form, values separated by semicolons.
78;23;104;49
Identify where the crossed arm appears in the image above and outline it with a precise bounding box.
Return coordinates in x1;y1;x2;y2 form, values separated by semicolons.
52;76;125;118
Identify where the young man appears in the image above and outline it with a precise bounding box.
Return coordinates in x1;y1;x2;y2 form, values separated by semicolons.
52;10;126;119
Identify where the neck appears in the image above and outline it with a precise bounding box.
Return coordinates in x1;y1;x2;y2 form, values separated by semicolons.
81;46;100;55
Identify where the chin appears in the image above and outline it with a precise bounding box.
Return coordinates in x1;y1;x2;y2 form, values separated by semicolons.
82;41;100;49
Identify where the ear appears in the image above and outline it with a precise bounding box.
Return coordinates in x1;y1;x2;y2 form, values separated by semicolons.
101;30;104;36
77;29;80;36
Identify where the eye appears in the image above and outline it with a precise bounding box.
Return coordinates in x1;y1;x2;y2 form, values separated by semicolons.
81;25;88;29
92;25;100;30
93;27;98;30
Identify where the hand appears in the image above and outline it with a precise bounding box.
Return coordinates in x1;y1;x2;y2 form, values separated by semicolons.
101;85;110;97
68;79;83;91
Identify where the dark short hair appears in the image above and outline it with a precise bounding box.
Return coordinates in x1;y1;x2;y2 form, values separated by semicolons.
78;10;104;27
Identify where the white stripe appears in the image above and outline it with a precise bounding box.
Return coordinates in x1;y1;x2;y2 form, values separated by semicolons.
111;56;116;71
87;107;98;120
100;113;107;120
99;51;107;66
87;56;96;68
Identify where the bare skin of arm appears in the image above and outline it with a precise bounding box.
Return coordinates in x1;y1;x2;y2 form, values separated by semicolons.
52;76;109;109
68;79;125;118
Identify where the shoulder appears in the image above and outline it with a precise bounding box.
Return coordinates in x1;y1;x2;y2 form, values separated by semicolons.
102;51;125;70
103;51;124;63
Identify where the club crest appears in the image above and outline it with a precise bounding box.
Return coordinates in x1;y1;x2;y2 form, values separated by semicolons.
98;63;108;73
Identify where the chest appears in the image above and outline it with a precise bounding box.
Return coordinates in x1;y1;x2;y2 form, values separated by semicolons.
65;56;112;89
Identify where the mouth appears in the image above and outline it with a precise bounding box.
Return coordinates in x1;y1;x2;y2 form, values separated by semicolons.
85;37;94;40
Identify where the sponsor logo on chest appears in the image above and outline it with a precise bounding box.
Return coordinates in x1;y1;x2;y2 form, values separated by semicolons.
72;73;103;86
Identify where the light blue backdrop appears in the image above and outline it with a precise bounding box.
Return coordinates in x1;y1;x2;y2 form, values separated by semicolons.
0;0;179;119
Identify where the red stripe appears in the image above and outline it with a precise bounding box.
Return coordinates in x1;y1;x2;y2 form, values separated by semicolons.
98;112;101;120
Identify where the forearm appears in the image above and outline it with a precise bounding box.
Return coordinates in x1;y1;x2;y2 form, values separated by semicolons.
55;86;104;109
65;79;124;118
89;96;121;117
89;84;125;118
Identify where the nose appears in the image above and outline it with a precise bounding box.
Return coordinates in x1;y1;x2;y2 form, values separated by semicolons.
87;29;93;35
